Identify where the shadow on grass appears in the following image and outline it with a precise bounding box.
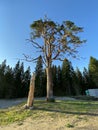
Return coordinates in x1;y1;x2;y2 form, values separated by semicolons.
34;107;98;117
61;102;98;106
33;100;98;117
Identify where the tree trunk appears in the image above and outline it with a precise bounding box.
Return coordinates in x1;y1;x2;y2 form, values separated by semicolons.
46;67;54;101
27;73;35;108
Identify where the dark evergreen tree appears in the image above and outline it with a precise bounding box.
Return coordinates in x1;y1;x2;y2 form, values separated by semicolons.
0;60;14;98
52;65;58;95
88;56;98;88
13;61;23;98
0;60;7;98
83;67;90;93
20;62;25;97
23;66;31;97
71;69;81;95
35;56;45;96
0;60;31;99
62;59;74;96
42;69;47;96
56;65;62;95
75;67;84;94
4;66;14;98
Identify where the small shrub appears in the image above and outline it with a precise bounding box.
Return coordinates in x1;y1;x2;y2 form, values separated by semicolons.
66;123;74;128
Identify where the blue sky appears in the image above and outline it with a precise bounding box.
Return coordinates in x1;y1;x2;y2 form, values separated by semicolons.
0;0;98;72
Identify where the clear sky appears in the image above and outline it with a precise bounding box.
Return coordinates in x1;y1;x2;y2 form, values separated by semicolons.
0;0;98;72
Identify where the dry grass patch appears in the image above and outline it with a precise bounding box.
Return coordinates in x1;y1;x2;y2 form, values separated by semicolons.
0;99;98;130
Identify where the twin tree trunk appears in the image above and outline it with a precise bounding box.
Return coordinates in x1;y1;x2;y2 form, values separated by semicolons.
46;67;54;101
26;68;54;107
26;68;53;107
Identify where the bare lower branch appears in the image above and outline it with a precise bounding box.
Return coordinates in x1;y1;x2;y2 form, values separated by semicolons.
22;54;40;62
52;51;60;60
53;57;65;61
30;39;43;50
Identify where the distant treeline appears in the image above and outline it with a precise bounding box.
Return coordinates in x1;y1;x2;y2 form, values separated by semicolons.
34;56;98;97
0;60;31;99
0;56;98;99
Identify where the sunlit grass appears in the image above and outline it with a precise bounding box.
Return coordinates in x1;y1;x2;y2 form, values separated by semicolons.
0;99;98;126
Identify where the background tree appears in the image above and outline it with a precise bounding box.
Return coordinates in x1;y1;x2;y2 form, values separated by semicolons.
4;65;14;98
0;60;31;99
82;67;90;93
23;66;31;97
52;65;58;95
56;65;62;95
2;56;98;98
13;61;22;98
13;61;30;98
88;56;98;88
35;56;45;96
75;67;84;94
0;60;7;98
26;17;85;101
62;59;74;96
72;68;81;95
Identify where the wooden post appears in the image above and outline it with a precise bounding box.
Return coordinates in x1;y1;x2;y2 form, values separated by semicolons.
26;73;35;109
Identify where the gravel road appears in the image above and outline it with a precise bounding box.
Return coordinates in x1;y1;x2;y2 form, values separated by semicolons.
0;98;27;109
0;97;75;109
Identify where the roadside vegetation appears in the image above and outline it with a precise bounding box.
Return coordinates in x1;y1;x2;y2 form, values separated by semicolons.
0;98;98;127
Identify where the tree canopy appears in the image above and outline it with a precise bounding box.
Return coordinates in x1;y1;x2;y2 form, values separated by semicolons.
26;17;86;100
26;17;86;66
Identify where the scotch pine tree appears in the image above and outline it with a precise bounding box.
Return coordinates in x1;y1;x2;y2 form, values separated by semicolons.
25;17;86;100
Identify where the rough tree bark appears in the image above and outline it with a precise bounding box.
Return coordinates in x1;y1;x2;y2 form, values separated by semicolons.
46;67;54;101
26;73;35;108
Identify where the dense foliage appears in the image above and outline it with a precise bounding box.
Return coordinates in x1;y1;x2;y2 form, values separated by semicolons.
0;60;31;99
0;56;98;99
34;56;98;97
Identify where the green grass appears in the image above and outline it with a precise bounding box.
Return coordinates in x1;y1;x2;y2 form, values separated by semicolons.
73;95;98;101
66;123;74;128
0;99;98;126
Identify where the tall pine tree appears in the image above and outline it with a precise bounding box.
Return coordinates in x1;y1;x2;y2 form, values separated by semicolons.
35;56;45;96
89;56;98;88
62;59;74;96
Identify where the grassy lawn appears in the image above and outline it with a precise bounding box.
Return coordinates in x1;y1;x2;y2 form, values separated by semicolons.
0;98;98;127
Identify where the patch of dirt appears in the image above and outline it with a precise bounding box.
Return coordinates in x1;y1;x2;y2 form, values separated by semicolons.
0;114;98;130
0;97;98;130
